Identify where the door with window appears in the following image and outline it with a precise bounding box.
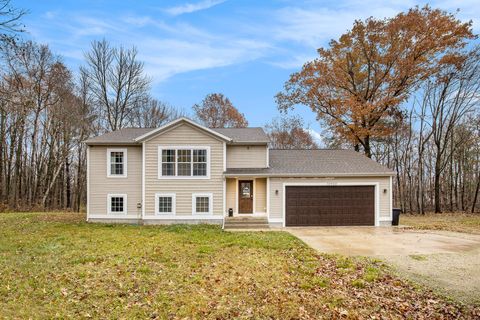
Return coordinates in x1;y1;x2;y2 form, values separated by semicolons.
238;180;253;213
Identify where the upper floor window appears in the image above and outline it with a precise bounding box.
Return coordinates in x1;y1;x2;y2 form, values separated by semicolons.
158;147;210;179
107;148;127;178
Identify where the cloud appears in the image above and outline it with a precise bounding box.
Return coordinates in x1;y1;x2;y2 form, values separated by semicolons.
164;0;225;16
272;4;401;48
307;128;324;146
30;0;479;86
138;37;271;82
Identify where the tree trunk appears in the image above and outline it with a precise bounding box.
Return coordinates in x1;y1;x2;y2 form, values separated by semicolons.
434;152;442;213
472;174;480;214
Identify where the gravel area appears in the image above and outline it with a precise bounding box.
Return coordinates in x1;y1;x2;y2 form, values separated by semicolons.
288;227;480;305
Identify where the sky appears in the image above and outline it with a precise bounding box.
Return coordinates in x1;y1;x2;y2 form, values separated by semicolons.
15;0;480;141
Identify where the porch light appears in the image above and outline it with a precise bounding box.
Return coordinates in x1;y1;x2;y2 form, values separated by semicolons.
275;190;279;195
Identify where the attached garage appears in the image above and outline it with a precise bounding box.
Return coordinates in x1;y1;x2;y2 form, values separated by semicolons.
285;185;375;226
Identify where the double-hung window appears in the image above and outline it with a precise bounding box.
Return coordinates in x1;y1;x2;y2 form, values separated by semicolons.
161;149;176;176
192;193;213;215
193;149;207;176
107;194;127;215
158;147;209;178
107;148;127;177
155;193;176;215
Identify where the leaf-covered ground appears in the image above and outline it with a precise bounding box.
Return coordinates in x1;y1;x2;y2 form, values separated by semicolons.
401;212;480;234
1;212;478;319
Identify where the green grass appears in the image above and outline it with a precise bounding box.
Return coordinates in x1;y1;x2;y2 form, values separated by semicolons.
0;212;477;319
401;213;480;234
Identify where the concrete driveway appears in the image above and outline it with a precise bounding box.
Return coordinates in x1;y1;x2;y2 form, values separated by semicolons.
287;227;480;304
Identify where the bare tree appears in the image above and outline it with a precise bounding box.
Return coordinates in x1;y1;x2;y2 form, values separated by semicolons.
0;0;27;43
81;39;150;131
130;97;183;128
424;47;480;212
265;115;318;149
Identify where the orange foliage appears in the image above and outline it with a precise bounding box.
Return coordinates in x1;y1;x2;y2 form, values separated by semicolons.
276;6;475;157
193;93;248;128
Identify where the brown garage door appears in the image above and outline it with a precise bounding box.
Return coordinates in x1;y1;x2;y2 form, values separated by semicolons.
285;186;375;226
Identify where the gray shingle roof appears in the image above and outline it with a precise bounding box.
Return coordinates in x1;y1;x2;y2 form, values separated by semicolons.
84;128;155;145
224;149;394;176
211;128;269;144
85;126;269;145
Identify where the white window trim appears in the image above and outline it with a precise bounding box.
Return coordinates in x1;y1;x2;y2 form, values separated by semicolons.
192;193;213;215
107;148;128;178
155;193;176;215
107;194;128;215
157;146;210;179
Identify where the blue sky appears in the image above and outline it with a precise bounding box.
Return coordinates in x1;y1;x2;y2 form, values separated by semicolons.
15;0;480;139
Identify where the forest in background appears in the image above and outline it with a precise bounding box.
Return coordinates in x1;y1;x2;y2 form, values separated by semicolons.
0;1;479;214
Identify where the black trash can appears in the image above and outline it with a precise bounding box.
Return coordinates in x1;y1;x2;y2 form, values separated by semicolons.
228;208;233;217
392;208;401;226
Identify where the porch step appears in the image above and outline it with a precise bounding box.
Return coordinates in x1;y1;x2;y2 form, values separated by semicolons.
223;217;269;230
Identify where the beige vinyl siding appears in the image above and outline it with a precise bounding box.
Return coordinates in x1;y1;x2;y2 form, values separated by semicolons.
144;123;224;216
226;145;267;168
255;178;267;213
268;176;391;221
88;145;142;217
226;178;236;213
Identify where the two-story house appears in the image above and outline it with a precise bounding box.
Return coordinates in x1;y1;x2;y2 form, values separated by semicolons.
85;117;394;227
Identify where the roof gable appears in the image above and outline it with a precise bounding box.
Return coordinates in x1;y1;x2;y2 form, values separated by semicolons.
134;117;232;143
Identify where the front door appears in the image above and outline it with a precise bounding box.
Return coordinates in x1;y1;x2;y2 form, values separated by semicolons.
238;180;253;213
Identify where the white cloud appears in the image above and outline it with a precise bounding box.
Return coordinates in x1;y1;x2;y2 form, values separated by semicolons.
31;0;479;86
164;0;225;16
138;37;271;82
307;128;324;146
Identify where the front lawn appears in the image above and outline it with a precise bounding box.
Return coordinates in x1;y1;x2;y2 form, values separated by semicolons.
0;213;478;319
401;212;480;234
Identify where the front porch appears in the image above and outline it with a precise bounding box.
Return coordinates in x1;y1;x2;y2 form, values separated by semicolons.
225;177;267;217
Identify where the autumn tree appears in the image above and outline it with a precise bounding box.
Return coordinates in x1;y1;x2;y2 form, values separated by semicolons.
276;6;475;158
265;115;318;149
193;93;248;128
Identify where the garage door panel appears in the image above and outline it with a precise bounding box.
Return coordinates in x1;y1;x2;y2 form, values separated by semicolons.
285;186;375;226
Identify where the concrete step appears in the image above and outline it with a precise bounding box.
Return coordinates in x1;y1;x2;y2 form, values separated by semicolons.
224;217;269;230
224;220;268;224
225;216;268;221
224;222;269;226
224;224;270;229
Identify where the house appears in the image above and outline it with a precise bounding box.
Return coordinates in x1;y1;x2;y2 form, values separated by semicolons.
85;117;395;227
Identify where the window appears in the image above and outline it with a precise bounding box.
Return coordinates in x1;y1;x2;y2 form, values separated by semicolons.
193;149;207;176
192;193;213;215
177;149;191;176
107;148;127;177
161;149;175;176
107;194;127;214
158;147;210;179
155;193;176;215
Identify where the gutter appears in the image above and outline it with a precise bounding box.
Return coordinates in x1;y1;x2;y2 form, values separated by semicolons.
223;172;396;178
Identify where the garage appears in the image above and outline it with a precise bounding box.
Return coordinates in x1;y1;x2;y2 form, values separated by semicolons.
285;185;375;226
